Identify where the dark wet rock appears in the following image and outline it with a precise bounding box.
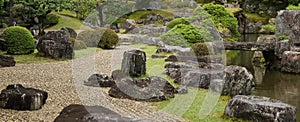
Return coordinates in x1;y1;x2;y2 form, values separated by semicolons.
281;51;300;73
275;40;290;59
276;10;300;47
225;95;296;122
0;39;6;51
164;62;193;69
175;85;188;94
121;19;136;33
37;30;74;59
108;76;176;102
54;104;143;122
61;27;77;39
223;66;254;97
0;84;48;110
84;73;115;87
121;50;146;77
151;54;167;59
0;54;15;68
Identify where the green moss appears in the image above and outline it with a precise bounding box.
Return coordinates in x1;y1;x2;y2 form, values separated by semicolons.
261;24;276;33
244;12;269;24
46;14;87;30
286;4;300;10
57;9;77;18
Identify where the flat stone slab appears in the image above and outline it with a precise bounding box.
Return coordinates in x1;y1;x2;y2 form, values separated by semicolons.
0;84;48;110
54;104;144;122
225;95;296;122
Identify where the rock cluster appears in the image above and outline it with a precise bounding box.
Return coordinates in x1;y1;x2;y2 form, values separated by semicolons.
84;73;115;87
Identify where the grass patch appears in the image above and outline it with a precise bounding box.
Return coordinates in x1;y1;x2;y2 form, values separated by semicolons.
0;48;102;64
286;4;300;10
225;8;243;15
46;13;88;30
244;12;269;24
57;9;77;18
132;44;247;122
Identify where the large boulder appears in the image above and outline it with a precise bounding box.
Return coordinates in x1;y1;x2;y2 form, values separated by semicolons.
54;104;143;122
84;73;115;87
0;84;48;110
225;95;296;122
281;51;300;73
276;10;300;48
223;66;254;97
0;54;16;68
121;50;146;77
61;27;77;39
37;30;74;59
108;76;176;102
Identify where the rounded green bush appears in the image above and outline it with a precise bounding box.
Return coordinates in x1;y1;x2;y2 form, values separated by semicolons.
73;39;87;50
192;42;210;56
44;13;60;26
98;28;119;49
167;18;190;30
3;26;35;54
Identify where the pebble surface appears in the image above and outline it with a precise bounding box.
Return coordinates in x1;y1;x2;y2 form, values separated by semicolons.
0;47;188;122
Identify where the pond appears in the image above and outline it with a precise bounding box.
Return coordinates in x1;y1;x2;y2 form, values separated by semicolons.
226;34;300;121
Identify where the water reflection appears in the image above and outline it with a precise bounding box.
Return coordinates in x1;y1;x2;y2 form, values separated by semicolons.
226;50;300;121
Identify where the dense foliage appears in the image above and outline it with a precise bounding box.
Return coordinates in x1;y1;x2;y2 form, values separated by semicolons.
286;3;300;10
166;18;190;30
44;13;60;27
202;3;240;37
68;0;97;20
3;26;35;54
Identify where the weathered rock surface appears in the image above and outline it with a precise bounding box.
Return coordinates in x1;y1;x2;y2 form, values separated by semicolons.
61;27;77;39
84;73;115;87
37;30;74;59
108;76;176;102
175;85;188;94
281;51;300;73
0;54;15;68
151;54;167;59
276;10;300;47
0;84;48;110
119;34;161;46
275;40;290;59
252;51;266;66
225;95;296;122
121;50;146;77
223;66;254;97
122;19;136;33
165;55;223;63
54;104;143;122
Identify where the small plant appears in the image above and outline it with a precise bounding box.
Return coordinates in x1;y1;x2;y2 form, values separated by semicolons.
3;26;35;54
276;34;291;41
261;24;276;33
98;28;119;49
166;18;190;30
192;42;210;56
286;4;300;10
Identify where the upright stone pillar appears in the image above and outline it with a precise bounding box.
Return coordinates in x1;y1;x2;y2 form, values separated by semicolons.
121;49;146;77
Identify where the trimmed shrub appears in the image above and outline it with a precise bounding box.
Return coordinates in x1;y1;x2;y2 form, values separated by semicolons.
192;42;210;56
74;39;87;50
203;3;240;37
3;26;35;54
98;28;119;49
166;18;190;30
44;13;60;27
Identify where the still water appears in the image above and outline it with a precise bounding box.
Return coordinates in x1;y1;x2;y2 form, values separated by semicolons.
226;34;300;121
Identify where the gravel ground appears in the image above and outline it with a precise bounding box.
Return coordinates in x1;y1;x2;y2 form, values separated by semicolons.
0;46;187;122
